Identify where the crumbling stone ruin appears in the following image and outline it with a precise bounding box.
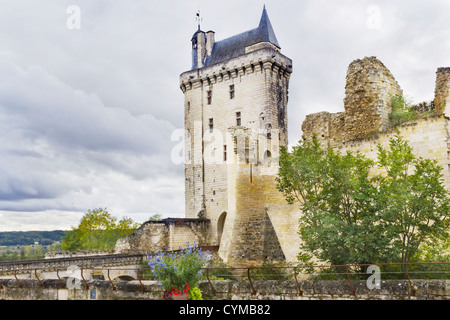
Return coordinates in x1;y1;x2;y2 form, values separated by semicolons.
302;56;450;192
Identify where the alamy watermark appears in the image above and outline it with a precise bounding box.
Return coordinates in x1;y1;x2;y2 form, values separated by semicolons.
366;265;381;290
366;5;381;30
65;264;83;289
66;5;81;30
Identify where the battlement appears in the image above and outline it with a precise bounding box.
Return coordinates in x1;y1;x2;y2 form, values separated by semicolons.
180;47;292;92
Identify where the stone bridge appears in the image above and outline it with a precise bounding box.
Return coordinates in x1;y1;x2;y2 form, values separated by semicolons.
0;253;145;283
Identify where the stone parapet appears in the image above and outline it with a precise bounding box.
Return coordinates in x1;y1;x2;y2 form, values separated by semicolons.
2;279;447;300
180;47;292;92
199;279;450;300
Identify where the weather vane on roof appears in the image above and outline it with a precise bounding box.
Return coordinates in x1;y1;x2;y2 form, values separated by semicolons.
196;10;203;29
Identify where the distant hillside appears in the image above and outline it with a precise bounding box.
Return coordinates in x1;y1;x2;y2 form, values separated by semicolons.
0;230;68;246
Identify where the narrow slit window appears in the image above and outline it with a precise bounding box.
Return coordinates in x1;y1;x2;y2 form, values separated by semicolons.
209;118;214;133
223;145;227;162
236;112;241;126
207;90;212;105
229;85;235;99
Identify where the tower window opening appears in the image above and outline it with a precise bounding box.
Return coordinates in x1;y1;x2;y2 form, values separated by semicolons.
207;90;212;105
229;85;235;99
223;145;227;162
209;118;214;133
236;112;241;126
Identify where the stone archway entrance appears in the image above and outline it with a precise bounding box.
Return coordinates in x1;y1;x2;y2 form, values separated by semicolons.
217;212;227;244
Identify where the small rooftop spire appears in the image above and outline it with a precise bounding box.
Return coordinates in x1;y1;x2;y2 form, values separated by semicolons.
196;10;203;30
258;5;280;48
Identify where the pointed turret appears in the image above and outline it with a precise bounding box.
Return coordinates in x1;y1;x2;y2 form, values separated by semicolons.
257;5;280;49
189;5;283;69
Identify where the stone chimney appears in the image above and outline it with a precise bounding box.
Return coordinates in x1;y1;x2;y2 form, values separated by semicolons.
206;31;215;57
196;31;206;69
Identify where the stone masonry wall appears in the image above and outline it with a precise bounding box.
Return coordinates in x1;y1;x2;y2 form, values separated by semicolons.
303;57;403;145
3;279;446;300
199;279;450;300
343;56;402;140
180;46;292;231
434;67;450;115
302;57;450;193
338;114;450;190
301;111;346;148
114;218;210;254
220;163;301;267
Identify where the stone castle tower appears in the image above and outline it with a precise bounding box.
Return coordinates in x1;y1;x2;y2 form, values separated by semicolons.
179;6;295;266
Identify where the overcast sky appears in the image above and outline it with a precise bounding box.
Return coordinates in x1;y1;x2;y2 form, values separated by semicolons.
0;0;449;231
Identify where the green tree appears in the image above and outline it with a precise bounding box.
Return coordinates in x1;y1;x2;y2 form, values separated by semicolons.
47;242;62;253
276;135;390;267
147;213;162;221
389;95;416;127
376;133;450;266
61;208;139;251
276;133;450;269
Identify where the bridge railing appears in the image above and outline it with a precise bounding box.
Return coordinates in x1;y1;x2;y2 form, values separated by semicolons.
0;253;145;275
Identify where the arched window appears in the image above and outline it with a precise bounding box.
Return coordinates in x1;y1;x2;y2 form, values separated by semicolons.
264;150;272;165
259;113;266;130
217;212;227;244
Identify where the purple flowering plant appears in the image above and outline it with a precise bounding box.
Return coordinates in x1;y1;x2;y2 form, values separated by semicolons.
147;242;212;294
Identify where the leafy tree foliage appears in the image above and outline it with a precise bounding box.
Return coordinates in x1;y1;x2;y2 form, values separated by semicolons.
375;133;450;266
61;208;139;251
276;133;450;268
0;242;62;261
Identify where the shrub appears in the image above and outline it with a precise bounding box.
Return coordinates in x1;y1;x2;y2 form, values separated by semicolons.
188;287;203;300
389;95;417;127
147;243;212;295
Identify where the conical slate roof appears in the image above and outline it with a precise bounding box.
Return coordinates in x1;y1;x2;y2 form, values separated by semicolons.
257;5;280;48
198;6;281;69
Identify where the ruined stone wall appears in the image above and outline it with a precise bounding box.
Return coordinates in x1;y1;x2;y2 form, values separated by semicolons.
303;57;403;145
338;114;450;190
301;111;345;148
434;67;450;116
343;56;402;140
302;57;450;193
302;113;450;192
114;218;210;254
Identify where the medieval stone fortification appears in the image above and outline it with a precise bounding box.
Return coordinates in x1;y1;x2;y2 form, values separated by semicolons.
302;57;450;191
115;7;450;267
